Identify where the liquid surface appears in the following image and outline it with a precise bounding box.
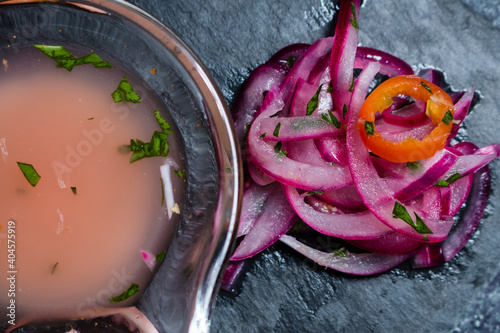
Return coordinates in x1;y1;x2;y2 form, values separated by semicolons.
0;48;182;325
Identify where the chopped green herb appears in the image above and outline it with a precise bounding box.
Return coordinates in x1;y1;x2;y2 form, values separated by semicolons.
174;169;185;178
70;187;77;195
435;173;462;187
33;45;113;71
350;1;359;31
129;110;171;163
322;110;341;129
269;111;280;118
287;55;296;68
392;201;433;235
306;84;323;116
87;117;94;120
442;110;453;125
421;81;433;94
154;110;173;134
306;191;323;195
365;121;375;136
156;251;166;263
51;262;59;274
435;179;449;187
423;236;429;241
343;104;348;120
413;212;433;234
369;152;380;158
108;283;140;302
406;161;421;171
327;81;333;93
17;162;41;187
332;248;348;257
259;133;266;139
112;76;142;103
348;77;355;92
273;122;281;137
274;141;287;156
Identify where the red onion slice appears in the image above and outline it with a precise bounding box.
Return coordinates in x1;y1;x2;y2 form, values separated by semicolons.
231;183;298;260
280;234;415;276
355;46;414;77
283;185;393;239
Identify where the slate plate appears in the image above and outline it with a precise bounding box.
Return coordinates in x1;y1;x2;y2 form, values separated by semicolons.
129;0;500;332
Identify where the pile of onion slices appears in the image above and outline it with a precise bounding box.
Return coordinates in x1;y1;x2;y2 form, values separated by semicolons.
224;0;499;285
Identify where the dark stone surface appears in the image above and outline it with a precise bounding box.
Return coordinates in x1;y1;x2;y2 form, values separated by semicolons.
128;0;500;332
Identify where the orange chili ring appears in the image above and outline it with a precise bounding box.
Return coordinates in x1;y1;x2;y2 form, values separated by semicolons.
357;75;455;163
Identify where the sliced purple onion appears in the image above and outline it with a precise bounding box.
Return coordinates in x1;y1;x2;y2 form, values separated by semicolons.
236;180;276;237
355;46;414;77
231;183;298;260
280;234;415;276
283;185;394;239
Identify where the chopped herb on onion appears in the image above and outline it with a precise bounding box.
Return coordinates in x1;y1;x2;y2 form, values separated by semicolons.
306;84;323;116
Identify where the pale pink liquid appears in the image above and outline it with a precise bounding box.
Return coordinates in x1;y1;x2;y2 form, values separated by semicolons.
0;50;182;325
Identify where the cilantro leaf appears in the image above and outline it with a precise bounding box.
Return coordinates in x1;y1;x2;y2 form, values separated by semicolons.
406;161;421;171
343;104;348;120
17;162;41;187
156;251;166;263
273;122;281;137
174;169;185;178
392;201;433;235
108;283;140;302
435;173;462;187
129;111;172;163
274;141;287;156
112;76;142;103
322;110;341;129
421;81;433;94
51;262;59;274
70;187;77;195
365;121;375;136
306;84;323;116
33;45;113;71
350;1;359;31
442;110;453;125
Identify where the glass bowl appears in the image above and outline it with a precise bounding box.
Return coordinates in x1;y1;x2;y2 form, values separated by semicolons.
0;0;242;332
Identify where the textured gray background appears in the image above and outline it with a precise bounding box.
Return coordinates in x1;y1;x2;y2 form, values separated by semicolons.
127;0;500;332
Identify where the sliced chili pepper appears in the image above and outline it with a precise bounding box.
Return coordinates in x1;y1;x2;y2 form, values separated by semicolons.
357;75;455;163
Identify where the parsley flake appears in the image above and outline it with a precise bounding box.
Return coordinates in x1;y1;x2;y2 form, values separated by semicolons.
435;173;462;187
112;76;142;103
406;161;421;171
274;141;287;156
392;201;433;235
343;104;348;120
287;55;296;68
259;133;266;139
273;122;281;137
129;110;172;163
442;110;453;125
70;187;77;195
365;121;375;136
109;283;140;302
17;162;41;187
350;2;359;31
421;81;433;94
322;110;341;129
33;45;113;71
269;111;280;118
306;191;323;195
156;251;166;263
306;84;323;116
174;169;185;178
51;262;59;274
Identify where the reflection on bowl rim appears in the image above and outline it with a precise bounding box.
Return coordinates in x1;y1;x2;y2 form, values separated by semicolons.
0;1;242;332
